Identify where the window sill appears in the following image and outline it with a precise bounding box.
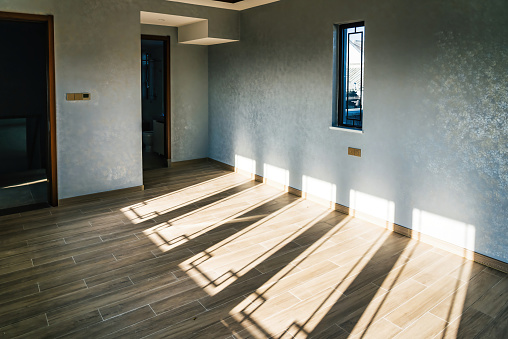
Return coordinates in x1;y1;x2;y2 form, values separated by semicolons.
329;126;364;134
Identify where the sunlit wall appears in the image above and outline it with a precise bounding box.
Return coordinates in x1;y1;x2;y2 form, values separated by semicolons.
208;0;508;262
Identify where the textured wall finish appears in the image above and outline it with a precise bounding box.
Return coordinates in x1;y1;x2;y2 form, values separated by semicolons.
208;0;508;262
0;0;230;199
53;0;142;199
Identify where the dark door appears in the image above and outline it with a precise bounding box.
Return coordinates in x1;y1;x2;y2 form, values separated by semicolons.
0;15;55;214
141;35;171;172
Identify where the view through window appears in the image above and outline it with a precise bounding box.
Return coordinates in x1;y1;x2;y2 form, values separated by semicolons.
336;22;365;129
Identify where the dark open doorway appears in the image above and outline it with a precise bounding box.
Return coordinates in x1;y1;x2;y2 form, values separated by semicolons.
0;12;57;215
141;35;171;172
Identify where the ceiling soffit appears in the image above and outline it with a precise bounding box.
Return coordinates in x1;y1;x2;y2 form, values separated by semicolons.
165;0;279;11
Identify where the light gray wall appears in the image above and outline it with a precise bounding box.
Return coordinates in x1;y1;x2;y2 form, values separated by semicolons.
208;0;508;262
141;24;209;162
0;0;230;199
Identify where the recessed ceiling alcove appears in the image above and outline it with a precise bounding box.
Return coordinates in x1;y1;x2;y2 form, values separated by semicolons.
166;0;279;11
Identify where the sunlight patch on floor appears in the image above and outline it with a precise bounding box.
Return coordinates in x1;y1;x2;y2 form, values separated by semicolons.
227;229;392;337
121;172;247;223
141;183;284;254
178;198;330;296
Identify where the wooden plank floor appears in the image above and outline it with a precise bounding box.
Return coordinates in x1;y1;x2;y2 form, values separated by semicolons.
0;162;506;338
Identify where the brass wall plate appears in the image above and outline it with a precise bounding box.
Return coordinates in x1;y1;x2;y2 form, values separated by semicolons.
348;147;362;157
66;93;91;101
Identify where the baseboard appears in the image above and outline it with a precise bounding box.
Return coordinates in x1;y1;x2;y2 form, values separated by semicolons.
208;158;508;273
58;185;144;206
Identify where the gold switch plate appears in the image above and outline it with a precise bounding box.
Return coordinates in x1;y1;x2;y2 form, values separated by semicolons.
348;147;362;157
66;93;91;101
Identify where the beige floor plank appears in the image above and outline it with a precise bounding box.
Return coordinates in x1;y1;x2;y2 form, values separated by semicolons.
309;324;348;339
339;278;427;335
386;275;465;329
394;312;447;338
349;318;402;339
469;277;508;318
292;235;367;271
236;283;383;338
398;240;434;260
289;240;406;302
371;249;445;291
198;268;268;311
241;259;333;304
448;259;488;282
430;269;502;322
412;252;467;286
254;243;309;275
233;291;302;330
439;307;493;339
329;232;409;268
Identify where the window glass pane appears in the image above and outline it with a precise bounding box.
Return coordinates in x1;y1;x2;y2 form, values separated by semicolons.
339;23;364;129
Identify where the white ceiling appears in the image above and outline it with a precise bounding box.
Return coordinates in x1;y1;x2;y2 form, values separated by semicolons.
166;0;279;11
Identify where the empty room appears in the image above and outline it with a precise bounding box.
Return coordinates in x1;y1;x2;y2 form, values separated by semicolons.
0;0;507;338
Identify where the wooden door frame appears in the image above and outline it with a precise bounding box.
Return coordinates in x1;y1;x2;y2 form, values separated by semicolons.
0;11;58;206
141;35;171;162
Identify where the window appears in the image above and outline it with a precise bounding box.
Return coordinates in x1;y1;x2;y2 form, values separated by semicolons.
334;22;365;130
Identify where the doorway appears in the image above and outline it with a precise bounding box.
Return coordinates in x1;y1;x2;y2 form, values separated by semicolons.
141;35;171;172
0;12;57;215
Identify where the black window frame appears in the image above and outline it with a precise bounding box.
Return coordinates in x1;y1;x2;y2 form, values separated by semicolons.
335;21;365;130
